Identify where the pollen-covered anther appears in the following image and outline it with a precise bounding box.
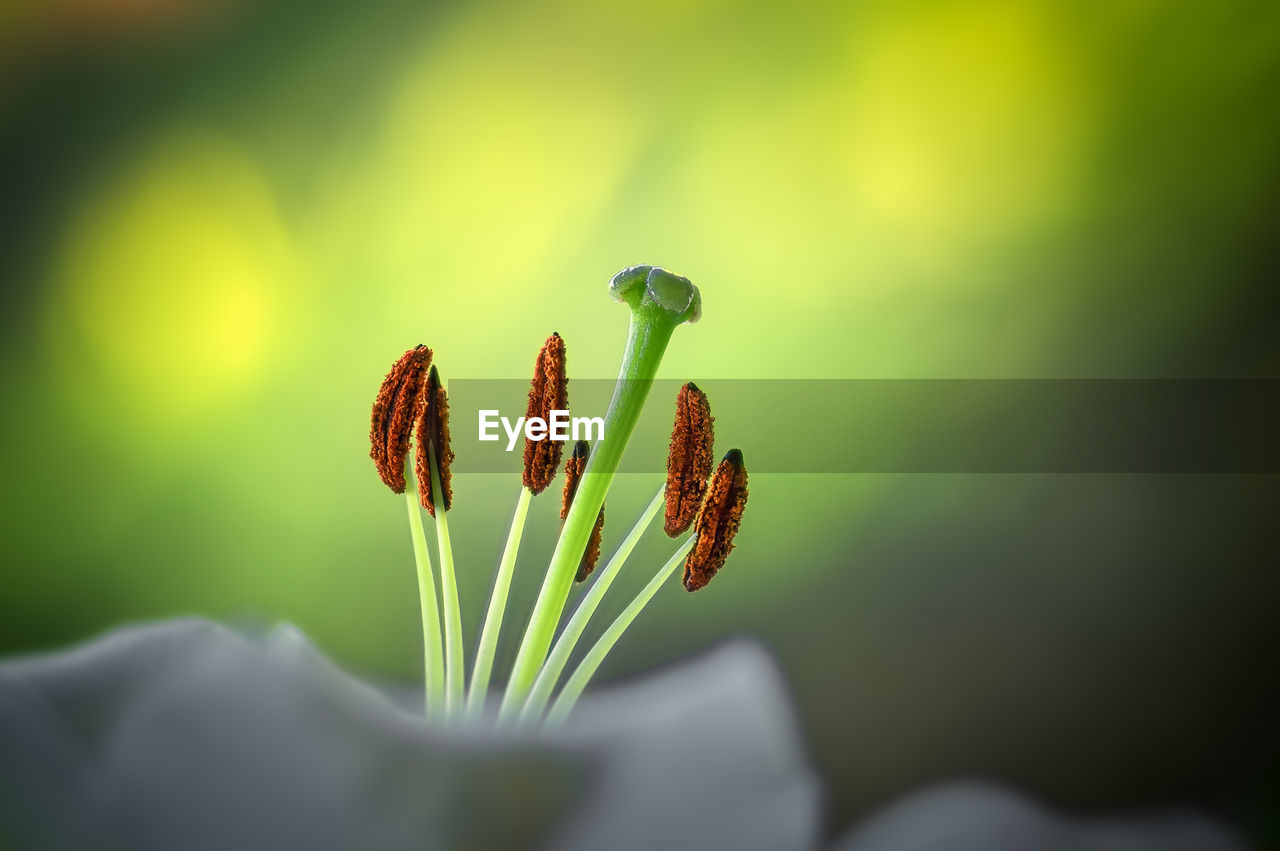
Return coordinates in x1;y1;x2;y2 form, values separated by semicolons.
560;440;588;521
561;440;605;583
369;345;432;494
577;508;605;583
664;382;715;537
683;449;748;592
522;332;569;495
415;365;455;517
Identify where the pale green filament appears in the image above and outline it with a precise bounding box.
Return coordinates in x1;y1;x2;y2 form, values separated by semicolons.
406;459;445;722
544;536;696;726
428;452;465;722
466;486;533;720
518;485;666;724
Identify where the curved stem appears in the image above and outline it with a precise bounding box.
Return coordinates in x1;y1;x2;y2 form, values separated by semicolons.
544;536;695;726
406;478;445;721
429;455;465;722
466;486;533;720
499;312;676;721
518;484;665;724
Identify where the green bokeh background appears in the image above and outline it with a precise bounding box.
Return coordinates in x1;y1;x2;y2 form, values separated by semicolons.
2;0;1277;839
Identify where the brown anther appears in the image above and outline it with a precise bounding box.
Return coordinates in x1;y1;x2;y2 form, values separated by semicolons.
369;345;432;493
415;365;455;516
663;382;715;537
522;332;568;495
562;441;605;582
577;507;605;583
561;440;589;520
683;449;748;592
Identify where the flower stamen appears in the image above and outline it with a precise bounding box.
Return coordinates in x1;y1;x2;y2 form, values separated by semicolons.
415;365;454;516
561;440;605;582
683;449;748;591
664;382;715;537
369;345;431;493
522;332;569;495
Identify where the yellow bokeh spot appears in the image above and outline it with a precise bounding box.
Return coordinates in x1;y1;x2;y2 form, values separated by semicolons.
52;131;292;424
838;2;1095;248
374;6;643;295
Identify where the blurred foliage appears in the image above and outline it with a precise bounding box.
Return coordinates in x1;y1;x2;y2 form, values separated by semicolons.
1;0;1278;839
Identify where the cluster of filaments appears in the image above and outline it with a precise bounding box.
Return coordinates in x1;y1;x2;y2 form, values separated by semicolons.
369;267;747;727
